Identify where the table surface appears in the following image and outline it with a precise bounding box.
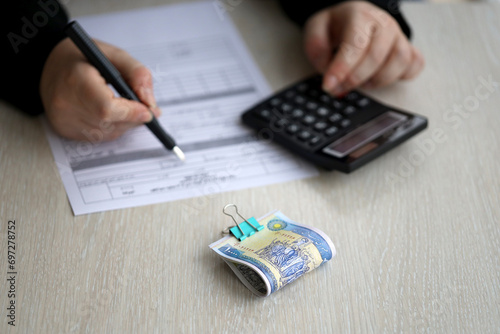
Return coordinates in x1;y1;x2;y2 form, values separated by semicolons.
1;1;499;333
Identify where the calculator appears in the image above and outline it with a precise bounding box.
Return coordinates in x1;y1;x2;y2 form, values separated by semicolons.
241;75;428;173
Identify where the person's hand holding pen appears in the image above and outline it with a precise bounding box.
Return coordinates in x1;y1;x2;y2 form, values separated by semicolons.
303;1;425;96
40;37;161;141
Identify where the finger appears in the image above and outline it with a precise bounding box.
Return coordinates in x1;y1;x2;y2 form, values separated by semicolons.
112;97;153;124
98;41;158;109
100;120;141;141
75;119;139;142
363;36;413;88
76;63;152;126
322;19;375;95
75;102;151;141
401;47;425;80
304;11;337;72
341;23;397;92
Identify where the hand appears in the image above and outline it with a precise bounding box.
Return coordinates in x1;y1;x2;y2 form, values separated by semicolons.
40;38;161;141
303;1;424;96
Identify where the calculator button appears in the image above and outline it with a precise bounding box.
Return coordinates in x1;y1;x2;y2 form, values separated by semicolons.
302;115;316;125
308;89;320;98
328;113;342;123
274;118;289;129
306;102;318;110
280;103;293;113
297;130;312;141
278;118;290;126
319;94;331;104
291;108;305;118
345;92;359;101
297;83;308;92
316;107;331;117
309;135;322;146
332;100;344;110
270;98;282;106
340;119;351;128
286;124;301;134
257;109;273;120
357;97;370;107
343;106;357;115
285;90;296;99
294;95;307;105
314;121;328;131
325;126;339;137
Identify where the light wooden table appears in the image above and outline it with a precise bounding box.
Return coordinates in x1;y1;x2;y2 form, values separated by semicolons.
1;1;499;333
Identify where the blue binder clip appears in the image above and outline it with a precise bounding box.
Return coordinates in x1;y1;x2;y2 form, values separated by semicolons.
223;204;264;241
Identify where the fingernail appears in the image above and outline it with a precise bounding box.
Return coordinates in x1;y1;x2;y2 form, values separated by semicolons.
322;75;339;93
140;87;156;107
150;105;162;118
138;111;152;123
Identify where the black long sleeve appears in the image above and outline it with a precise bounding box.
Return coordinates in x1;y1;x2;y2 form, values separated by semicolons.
0;0;69;116
278;0;411;39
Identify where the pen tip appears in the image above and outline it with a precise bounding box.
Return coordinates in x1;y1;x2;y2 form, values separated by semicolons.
173;146;186;162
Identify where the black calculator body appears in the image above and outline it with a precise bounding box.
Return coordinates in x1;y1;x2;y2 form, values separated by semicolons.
241;75;428;173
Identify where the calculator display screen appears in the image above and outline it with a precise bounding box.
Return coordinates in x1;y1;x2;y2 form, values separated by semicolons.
322;112;408;158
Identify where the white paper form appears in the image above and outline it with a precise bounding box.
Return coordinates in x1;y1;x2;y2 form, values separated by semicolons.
44;1;318;215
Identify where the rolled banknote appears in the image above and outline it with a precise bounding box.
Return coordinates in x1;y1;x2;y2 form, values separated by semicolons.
209;210;336;297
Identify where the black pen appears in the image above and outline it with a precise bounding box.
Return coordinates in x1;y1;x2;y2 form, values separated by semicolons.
64;20;185;161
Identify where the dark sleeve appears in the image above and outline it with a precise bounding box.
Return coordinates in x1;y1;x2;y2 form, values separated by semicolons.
0;0;69;115
278;0;411;40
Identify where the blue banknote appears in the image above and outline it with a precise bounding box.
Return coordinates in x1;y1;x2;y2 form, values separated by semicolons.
210;210;336;296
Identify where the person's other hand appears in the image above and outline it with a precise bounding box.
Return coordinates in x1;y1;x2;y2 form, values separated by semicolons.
303;1;424;96
40;38;161;141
